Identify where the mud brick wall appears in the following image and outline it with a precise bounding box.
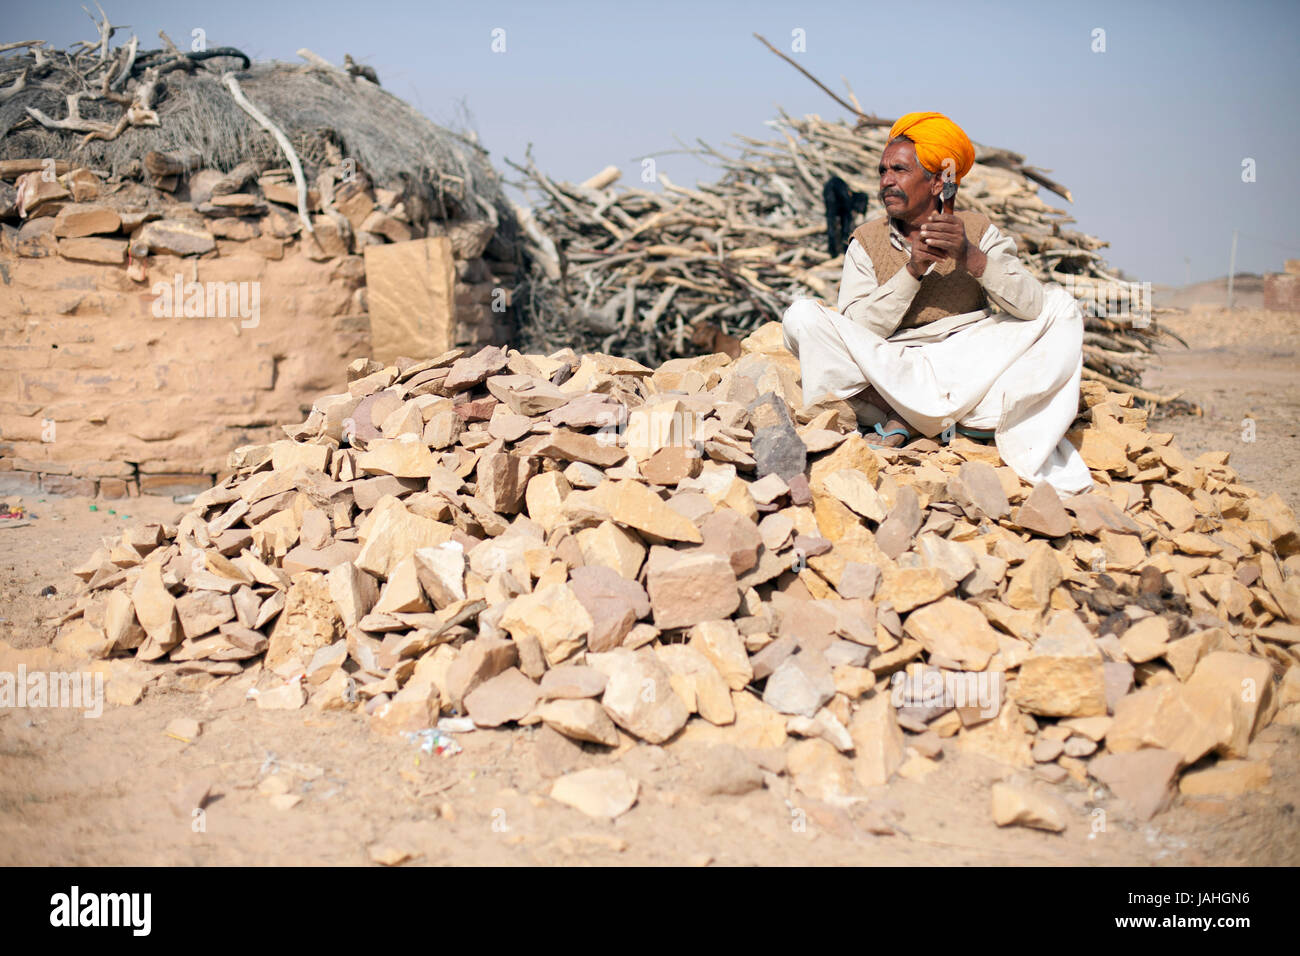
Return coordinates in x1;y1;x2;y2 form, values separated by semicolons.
1264;274;1300;312
1;165;517;499
0;240;372;498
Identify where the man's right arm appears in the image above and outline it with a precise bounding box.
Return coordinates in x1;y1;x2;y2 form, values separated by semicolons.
837;238;923;338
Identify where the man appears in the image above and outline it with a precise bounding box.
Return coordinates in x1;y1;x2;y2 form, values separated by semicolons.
783;111;1091;493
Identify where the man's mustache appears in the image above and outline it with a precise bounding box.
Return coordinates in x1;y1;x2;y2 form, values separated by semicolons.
879;189;906;201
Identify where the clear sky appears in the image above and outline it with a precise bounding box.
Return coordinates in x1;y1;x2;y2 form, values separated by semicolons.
8;0;1298;285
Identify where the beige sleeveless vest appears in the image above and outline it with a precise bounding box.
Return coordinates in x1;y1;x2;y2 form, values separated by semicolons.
850;209;992;330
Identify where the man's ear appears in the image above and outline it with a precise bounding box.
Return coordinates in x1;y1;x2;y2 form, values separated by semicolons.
928;175;945;198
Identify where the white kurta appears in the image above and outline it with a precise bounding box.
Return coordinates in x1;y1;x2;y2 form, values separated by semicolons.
783;220;1093;494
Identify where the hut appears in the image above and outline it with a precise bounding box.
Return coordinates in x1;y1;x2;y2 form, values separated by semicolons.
0;32;522;498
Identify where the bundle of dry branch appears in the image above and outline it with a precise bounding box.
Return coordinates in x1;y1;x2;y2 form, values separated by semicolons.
513;111;1177;402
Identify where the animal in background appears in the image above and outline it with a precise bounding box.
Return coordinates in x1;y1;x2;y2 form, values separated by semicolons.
822;175;870;258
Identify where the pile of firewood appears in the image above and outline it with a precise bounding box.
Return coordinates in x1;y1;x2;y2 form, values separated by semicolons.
512;110;1178;402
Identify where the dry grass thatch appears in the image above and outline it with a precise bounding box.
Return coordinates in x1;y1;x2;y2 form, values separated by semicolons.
1;42;511;226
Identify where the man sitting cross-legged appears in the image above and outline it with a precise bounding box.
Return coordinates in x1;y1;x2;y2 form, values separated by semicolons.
782;110;1092;494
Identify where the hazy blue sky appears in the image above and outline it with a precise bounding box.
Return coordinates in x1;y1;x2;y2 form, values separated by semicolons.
9;0;1298;285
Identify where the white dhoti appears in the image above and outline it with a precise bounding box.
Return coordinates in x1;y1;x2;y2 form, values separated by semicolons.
782;283;1093;494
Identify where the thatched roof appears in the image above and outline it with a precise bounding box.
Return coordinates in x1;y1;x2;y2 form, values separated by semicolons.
1;46;510;226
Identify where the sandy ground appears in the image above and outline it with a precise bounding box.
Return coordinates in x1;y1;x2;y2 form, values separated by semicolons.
1;306;1297;867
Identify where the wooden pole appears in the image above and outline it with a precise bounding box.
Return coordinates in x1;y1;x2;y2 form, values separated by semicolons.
1226;229;1238;310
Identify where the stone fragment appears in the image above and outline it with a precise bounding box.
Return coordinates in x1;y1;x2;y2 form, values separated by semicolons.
575;521;645;579
53;202;121;237
528;429;627;468
752;418;807;482
473;450;533;514
443;636;518;710
990;782;1067;832
786;737;855;800
568;565;650;653
591;479;702;543
257;681;307;710
878;566;956;614
875;486;922;559
1120;615;1171;664
1006;542;1065;611
588;648;690;744
499;584;592;666
535;698;620;746
131;561;181;659
763;649;835;717
137;219;215;256
104;589;145;652
850;692;906;787
809;434;881;490
1088;749;1182;820
59;236;127;263
540;665;608;700
356;439;438;479
355;504;455;578
1064;492;1140;536
902;597;999;671
1014;482;1072;538
1149;484;1197;534
645;547;740;629
697;508;763;575
1105;684;1231;765
641;446;702;485
175;591;236;639
413;543;466;609
748;472;790;505
524;471;571;532
688;619;753;691
1178;759;1271;796
372;556;430;615
948;461;1010;521
1184;651;1276;756
837;562;881;600
758;513;794;554
550;767;639;819
916;532;977;584
464;667;541;727
265;573;343;672
443;346;509;391
655;643;735;725
1014;612;1106;717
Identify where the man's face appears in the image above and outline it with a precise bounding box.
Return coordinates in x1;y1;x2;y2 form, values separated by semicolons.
878;139;942;222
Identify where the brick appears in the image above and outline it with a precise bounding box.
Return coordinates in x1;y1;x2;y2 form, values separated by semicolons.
138;473;214;497
41;474;97;496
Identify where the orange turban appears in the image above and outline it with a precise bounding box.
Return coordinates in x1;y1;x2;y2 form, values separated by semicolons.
888;111;975;185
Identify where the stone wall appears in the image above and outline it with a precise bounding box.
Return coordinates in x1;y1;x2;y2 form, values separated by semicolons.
1;208;516;499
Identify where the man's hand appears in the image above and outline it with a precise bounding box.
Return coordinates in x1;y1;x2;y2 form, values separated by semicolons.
919;213;987;277
906;232;947;279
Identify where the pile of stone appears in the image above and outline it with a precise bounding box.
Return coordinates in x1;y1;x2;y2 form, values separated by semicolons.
55;327;1300;822
2;154;500;276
